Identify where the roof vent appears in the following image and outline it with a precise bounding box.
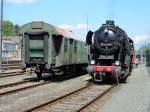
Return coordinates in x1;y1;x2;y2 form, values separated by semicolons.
31;21;43;29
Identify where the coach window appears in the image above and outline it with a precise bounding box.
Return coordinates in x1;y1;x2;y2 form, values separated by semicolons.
74;41;77;53
64;39;68;52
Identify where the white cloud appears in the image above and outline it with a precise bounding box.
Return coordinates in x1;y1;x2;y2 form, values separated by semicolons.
133;34;150;48
59;24;74;30
76;24;88;30
5;0;36;4
59;23;88;30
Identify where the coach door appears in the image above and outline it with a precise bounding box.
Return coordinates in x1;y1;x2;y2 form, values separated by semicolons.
69;39;73;63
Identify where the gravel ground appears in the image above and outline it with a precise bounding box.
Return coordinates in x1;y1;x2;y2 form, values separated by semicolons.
0;74;91;112
98;64;150;112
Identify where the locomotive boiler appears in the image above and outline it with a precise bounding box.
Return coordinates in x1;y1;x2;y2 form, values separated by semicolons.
86;20;134;82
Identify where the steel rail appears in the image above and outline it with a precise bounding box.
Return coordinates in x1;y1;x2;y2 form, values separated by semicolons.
0;80;29;89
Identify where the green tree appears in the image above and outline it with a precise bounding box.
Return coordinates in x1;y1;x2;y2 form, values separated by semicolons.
14;24;20;35
2;20;16;37
141;45;150;57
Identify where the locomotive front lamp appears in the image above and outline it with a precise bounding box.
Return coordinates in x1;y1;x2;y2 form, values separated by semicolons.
90;60;95;65
115;61;120;66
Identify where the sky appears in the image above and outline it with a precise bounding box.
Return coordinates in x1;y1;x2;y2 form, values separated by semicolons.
3;0;150;49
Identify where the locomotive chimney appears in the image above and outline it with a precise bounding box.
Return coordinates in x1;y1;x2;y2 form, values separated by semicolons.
106;20;114;25
102;24;106;27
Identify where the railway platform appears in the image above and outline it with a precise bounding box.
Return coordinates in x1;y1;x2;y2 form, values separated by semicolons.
98;64;150;112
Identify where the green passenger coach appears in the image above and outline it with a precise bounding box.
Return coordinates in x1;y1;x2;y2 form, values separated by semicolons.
19;21;89;79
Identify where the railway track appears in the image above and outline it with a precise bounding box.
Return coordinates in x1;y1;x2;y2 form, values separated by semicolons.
0;70;33;78
0;75;47;89
0;80;29;89
2;65;21;70
0;71;24;78
2;60;21;65
24;83;116;112
2;63;21;66
2;61;21;70
0;80;51;97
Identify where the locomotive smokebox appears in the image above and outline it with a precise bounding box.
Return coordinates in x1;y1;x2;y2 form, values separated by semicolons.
106;20;114;25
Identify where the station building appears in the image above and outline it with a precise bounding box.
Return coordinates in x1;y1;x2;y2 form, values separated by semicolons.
2;36;21;60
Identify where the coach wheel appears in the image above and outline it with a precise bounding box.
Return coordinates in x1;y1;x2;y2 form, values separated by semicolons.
51;71;56;78
36;71;42;80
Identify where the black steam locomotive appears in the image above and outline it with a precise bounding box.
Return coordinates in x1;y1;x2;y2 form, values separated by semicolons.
86;20;134;82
